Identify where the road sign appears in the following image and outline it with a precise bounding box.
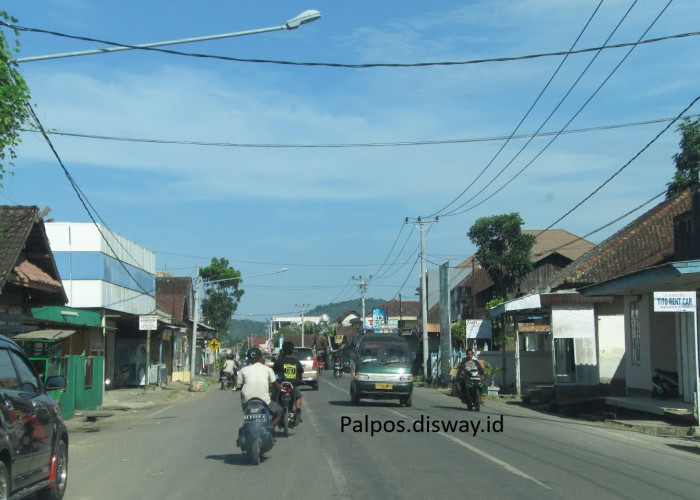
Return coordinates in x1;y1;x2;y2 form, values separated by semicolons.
208;339;220;350
139;315;158;331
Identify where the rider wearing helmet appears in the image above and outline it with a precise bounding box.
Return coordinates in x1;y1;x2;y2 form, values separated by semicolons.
237;347;283;427
272;341;304;418
222;353;237;390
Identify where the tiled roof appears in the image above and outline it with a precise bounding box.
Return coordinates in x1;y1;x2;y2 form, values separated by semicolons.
0;206;38;289
522;229;595;262
1;206;66;304
547;189;691;290
11;259;63;289
379;299;420;318
455;229;594;269
156;276;192;322
335;310;359;324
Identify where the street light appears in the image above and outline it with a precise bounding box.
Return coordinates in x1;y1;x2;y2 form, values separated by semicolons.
13;10;321;63
205;267;287;285
190;267;287;381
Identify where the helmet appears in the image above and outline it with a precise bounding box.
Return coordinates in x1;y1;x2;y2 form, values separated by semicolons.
227;353;234;360
282;341;295;355
247;347;262;362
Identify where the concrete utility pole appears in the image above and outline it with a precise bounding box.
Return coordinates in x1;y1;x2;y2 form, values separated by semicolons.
352;276;372;332
405;216;438;380
189;265;200;383
296;303;310;347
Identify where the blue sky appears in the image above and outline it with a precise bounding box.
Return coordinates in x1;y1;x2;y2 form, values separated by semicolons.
2;0;699;322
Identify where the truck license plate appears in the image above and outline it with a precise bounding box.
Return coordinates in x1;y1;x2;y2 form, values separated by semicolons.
375;383;393;390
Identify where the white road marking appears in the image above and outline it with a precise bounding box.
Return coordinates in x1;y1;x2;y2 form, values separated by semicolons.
307;405;350;496
151;405;174;417
387;408;551;490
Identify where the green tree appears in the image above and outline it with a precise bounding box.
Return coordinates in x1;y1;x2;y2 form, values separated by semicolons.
200;258;244;343
666;117;700;199
467;213;536;300
1;11;32;186
451;320;466;348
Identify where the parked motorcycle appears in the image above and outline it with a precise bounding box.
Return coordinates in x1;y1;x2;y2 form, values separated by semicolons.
333;361;343;379
276;381;299;437
236;398;275;465
651;368;679;399
460;368;484;411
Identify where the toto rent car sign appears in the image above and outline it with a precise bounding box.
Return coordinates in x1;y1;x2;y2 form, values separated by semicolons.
653;291;697;312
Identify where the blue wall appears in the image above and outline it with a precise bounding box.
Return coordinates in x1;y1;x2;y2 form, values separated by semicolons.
53;252;155;296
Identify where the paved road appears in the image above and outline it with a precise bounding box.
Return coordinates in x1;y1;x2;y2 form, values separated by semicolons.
63;374;700;499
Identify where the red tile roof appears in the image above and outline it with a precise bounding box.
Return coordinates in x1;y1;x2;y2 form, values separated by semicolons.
0;205;66;303
548;189;691;290
11;259;63;290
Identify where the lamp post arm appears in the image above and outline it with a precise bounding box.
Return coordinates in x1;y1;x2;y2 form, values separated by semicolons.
13;9;320;64
14;25;286;63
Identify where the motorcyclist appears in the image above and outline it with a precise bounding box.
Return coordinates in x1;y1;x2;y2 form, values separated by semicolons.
222;353;237;390
272;341;304;419
457;349;485;404
237;347;283;427
333;355;343;375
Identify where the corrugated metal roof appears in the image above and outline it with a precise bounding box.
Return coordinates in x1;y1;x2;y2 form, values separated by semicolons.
13;329;77;341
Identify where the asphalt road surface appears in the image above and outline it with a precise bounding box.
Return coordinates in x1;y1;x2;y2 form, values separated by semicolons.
63;374;700;499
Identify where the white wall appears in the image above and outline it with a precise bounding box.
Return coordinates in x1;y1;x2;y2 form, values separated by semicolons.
596;302;625;384
45;222;156;315
46;223;155;271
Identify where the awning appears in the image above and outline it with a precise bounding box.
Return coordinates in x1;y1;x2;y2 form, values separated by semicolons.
29;306;101;327
13;329;77;341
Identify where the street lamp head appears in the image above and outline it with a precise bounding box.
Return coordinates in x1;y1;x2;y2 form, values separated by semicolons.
285;9;322;29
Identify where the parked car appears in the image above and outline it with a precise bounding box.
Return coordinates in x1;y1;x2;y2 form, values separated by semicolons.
293;347;319;390
0;334;69;499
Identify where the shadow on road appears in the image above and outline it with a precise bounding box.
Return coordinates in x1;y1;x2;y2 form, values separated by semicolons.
667;444;700;455
205;453;265;466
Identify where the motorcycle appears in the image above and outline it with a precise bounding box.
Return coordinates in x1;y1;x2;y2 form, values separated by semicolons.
236;398;275;465
460;368;485;411
276;381;300;437
220;368;236;390
333;361;343;379
651;368;679;399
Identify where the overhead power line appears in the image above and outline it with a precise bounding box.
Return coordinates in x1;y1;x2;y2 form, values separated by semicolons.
4;20;698;68
24;114;699;150
430;0;607;217
26;105;157;303
540;94;700;234
442;0;674;218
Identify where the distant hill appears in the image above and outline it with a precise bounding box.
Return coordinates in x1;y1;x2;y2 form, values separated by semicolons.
226;298;388;342
309;298;387;321
228;319;266;341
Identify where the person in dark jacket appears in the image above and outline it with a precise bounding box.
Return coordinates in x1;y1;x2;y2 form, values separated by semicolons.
273;341;304;417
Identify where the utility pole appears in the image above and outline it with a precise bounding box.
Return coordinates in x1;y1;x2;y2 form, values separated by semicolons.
296;303;310;347
189;264;200;383
352;275;372;332
405;216;438;380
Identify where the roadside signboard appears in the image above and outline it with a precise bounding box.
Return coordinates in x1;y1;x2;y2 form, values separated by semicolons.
139;315;158;331
653;291;696;312
208;339;220;351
